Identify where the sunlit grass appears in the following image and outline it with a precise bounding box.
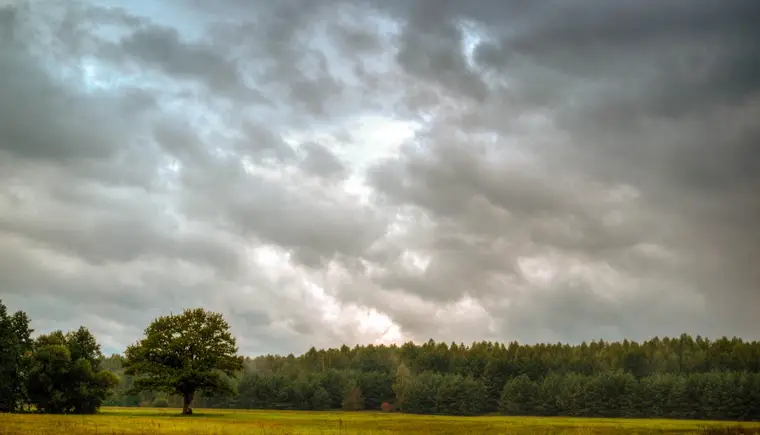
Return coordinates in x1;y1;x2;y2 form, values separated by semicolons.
1;407;759;434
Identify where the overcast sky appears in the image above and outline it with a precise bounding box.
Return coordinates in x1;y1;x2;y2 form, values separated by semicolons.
1;0;758;356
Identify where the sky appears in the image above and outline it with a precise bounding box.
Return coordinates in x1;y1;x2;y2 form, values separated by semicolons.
1;0;758;356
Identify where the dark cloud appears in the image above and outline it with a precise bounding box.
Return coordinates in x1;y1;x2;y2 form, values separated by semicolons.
114;24;265;102
395;0;488;102
0;0;757;354
0;48;133;162
298;142;347;179
233;121;297;164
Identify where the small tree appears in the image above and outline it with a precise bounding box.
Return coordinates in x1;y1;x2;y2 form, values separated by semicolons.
124;308;243;415
342;385;364;411
392;363;412;412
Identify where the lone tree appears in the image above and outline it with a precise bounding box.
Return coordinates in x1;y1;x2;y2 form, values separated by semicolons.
124;308;243;414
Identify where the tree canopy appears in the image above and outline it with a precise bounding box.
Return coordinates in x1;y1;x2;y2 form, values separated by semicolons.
123;308;243;414
0;300;33;412
26;327;119;414
1;300;117;415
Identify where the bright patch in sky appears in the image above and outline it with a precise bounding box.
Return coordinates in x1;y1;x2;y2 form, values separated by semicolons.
284;114;421;168
248;241;405;344
401;250;431;272
283;114;421;204
356;308;403;345
459;21;485;70
445;296;489;323
252;245;291;270
518;256;557;286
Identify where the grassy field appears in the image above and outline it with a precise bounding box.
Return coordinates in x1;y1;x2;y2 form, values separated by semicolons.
1;407;760;435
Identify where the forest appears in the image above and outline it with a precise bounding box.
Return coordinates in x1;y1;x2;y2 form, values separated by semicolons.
3;299;760;420
103;333;760;420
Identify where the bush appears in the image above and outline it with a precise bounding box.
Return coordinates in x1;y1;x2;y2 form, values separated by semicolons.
152;397;169;408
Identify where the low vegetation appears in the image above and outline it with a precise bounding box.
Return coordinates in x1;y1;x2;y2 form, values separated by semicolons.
2;407;760;435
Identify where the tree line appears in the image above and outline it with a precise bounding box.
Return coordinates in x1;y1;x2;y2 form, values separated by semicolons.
103;321;760;420
4;298;760;419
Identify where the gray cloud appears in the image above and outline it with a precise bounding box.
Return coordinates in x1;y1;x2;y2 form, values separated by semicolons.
395;0;489;103
361;0;760;340
298;142;347;180
0;0;757;355
113;24;266;103
0;48;135;163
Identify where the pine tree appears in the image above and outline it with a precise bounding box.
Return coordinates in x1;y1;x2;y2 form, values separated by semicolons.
500;374;539;416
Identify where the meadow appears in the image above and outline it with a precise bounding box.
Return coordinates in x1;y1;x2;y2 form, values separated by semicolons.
2;408;760;435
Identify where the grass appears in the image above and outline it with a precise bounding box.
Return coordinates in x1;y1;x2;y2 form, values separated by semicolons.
1;407;760;435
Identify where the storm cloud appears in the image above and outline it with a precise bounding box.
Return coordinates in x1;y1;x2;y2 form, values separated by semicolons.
0;0;758;355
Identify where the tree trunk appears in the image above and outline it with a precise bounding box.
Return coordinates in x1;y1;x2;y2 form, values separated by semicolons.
182;392;194;415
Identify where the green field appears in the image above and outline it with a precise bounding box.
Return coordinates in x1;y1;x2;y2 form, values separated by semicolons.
1;408;759;435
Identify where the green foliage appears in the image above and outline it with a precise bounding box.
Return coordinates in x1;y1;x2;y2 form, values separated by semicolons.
357;370;394;410
26;327;117;414
435;374;486;416
0;300;33;413
123;308;243;414
403;372;443;414
500;374;539;415
151;395;170;408
494;370;760;420
310;386;331;410
392;363;412;411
